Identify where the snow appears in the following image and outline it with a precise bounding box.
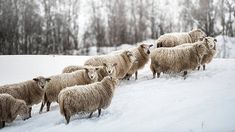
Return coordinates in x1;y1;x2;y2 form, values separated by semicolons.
0;55;235;132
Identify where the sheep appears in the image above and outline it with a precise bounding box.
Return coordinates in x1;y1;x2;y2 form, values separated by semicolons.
124;43;153;80
0;94;29;128
84;50;136;79
0;76;50;118
155;29;207;48
150;41;208;79
39;67;99;113
62;65;116;81
58;76;118;124
198;37;217;70
176;37;217;70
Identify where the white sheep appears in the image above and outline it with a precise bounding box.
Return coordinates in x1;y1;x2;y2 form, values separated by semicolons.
39;68;99;113
58;76;118;124
124;43;153;80
150;41;208;79
155;29;207;48
62;64;116;81
84;50;136;79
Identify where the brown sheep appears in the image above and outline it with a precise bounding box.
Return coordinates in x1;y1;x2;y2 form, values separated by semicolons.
0;76;50;118
155;29;207;48
39;68;99;113
0;94;29;128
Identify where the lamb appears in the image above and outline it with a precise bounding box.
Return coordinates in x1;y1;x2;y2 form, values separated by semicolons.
124;43;153;80
155;29;207;48
150;41;208;79
84;50;136;79
62;64;116;81
39;68;99;113
0;94;29;128
0;76;50;118
58;76;118;124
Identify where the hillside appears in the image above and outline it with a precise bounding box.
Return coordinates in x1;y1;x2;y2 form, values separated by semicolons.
0;55;235;132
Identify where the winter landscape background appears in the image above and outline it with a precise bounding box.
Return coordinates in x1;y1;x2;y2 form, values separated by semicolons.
0;0;235;131
0;0;234;57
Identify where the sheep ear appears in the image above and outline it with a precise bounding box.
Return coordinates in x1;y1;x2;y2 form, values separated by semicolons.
113;63;117;66
33;78;39;82
84;68;89;72
103;63;107;67
140;44;145;48
45;78;51;82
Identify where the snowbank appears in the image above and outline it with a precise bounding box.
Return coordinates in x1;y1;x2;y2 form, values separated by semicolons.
0;55;234;132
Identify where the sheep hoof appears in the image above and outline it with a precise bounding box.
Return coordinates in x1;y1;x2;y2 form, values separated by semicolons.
88;112;93;118
98;109;101;117
203;65;206;70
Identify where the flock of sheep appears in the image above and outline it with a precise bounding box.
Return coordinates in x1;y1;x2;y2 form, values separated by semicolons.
0;28;217;128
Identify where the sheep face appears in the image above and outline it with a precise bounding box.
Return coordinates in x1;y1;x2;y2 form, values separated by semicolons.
85;68;99;81
140;44;153;55
205;37;217;50
125;51;136;63
33;76;51;89
103;63;117;76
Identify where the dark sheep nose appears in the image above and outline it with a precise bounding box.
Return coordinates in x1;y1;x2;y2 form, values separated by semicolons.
147;50;150;54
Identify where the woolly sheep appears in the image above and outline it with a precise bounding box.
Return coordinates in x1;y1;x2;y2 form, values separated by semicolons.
124;43;153;80
0;94;29;128
62;65;116;81
58;76;118;124
0;76;50;118
176;36;217;70
39;68;99;113
198;37;217;70
155;29;207;48
150;41;208;79
84;50;136;79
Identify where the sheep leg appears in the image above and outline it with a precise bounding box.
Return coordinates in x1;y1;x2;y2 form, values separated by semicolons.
98;109;101;117
88;112;93;118
183;71;187;80
157;73;160;78
135;71;138;80
29;107;32;118
198;66;200;70
39;93;48;113
46;101;51;112
64;113;70;124
203;65;206;70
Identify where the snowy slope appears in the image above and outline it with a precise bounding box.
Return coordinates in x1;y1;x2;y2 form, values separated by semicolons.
0;55;235;132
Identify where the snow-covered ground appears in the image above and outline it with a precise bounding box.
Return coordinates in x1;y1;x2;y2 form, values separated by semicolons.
0;55;235;132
